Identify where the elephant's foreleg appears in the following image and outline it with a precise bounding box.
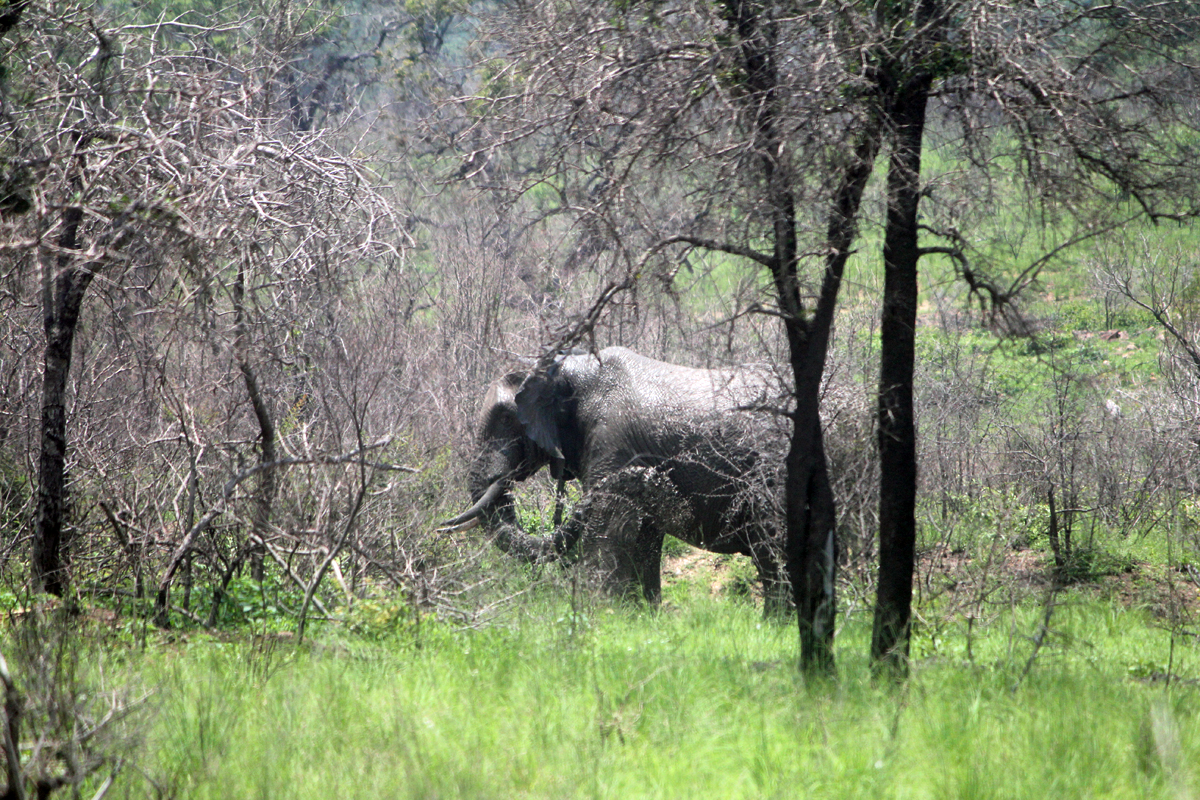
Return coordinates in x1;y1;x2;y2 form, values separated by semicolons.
580;493;646;601
586;467;678;605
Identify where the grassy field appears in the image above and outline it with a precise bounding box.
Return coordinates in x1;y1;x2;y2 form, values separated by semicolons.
71;559;1190;800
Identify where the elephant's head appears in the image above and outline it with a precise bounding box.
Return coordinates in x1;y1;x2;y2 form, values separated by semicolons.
443;360;585;537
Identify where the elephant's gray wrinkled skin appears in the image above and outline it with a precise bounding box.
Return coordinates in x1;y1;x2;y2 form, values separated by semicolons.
447;347;789;613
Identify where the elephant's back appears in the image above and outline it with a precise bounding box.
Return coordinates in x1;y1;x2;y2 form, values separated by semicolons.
590;347;768;414
578;349;775;523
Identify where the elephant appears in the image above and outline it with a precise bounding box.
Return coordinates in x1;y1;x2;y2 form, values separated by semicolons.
444;346;790;613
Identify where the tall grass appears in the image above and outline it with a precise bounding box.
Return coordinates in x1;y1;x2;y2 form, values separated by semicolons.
122;587;1198;799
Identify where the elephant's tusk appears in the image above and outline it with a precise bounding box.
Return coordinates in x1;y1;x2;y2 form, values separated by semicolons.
439;478;506;530
438;516;481;533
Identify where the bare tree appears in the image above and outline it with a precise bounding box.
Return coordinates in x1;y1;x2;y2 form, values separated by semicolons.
451;0;911;674
0;1;408;605
852;0;1200;677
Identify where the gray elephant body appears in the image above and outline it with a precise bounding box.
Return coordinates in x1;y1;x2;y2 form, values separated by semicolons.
453;346;787;610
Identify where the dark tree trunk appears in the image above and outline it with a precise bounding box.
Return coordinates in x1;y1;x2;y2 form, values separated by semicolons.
32;154;141;597
870;73;931;678
32;206;93;597
1046;485;1065;577
724;0;837;673
783;423;837;672
241;357;276;583
789;126;881;674
724;0;881;675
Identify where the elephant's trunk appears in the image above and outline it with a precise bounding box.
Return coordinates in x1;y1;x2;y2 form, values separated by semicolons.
449;480;584;566
486;501;550;562
485;499;584;565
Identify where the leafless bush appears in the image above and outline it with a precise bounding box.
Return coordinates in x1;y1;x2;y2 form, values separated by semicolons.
915;323;1011;513
821;311;880;582
1095;235;1200;424
0;0;531;625
0;609;145;799
0;0;709;625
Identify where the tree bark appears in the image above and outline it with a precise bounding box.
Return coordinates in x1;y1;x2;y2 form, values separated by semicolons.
32;205;92;597
32;174;143;597
724;0;836;673
870;72;931;678
789;125;881;675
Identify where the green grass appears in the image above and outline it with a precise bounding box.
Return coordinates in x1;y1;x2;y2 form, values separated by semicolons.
90;585;1198;799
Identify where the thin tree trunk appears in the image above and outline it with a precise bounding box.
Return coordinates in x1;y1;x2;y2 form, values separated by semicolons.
32;206;92;597
871;73;931;678
788;125;881;674
32;183;142;597
206;547;247;628
725;0;833;671
1047;485;1064;577
234;257;276;583
724;0;881;675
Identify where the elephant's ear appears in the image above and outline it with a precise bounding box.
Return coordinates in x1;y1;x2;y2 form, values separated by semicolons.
514;366;566;459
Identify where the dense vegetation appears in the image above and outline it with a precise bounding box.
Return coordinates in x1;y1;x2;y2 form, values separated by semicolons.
1;0;1200;795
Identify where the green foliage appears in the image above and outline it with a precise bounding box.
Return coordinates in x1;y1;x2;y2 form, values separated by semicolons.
187;571;308;631
0;584;18;613
915;320;1159;417
513;480;581;536
344;589;421;642
1057;546;1137;584
918;486;1046;553
221;576;289;625
718;555;760;603
1054;298;1130;332
660;534;691;559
